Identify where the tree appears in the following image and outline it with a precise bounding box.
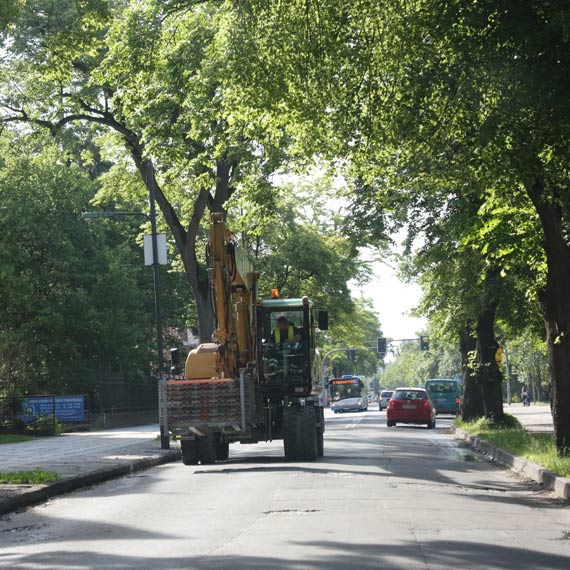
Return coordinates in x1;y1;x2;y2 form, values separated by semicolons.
381;339;460;390
230;174;383;377
228;1;570;452
325;298;383;379
230;174;363;307
375;1;570;445
0;0;21;30
503;331;549;404
0;133;152;395
0;0;294;341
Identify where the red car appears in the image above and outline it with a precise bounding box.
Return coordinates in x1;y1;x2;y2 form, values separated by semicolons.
386;388;436;429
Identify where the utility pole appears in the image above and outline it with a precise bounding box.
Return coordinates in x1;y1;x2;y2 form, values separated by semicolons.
147;161;169;450
504;344;512;405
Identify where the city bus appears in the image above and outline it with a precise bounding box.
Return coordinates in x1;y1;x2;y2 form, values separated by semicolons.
329;375;368;413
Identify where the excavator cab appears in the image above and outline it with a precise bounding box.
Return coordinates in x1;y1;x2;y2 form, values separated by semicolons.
260;309;306;391
256;297;328;398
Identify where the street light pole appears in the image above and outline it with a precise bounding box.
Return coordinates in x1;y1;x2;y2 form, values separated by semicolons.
81;183;169;449
146;161;169;450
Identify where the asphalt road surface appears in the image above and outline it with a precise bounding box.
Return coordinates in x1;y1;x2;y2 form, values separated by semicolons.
1;410;569;570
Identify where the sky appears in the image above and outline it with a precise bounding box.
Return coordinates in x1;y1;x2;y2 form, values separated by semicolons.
362;264;426;340
274;170;427;340
351;252;427;341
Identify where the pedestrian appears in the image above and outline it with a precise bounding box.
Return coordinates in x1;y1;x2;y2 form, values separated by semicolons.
521;385;529;406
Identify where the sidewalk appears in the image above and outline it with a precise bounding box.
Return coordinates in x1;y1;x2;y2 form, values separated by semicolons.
507;402;554;433
0;425;180;516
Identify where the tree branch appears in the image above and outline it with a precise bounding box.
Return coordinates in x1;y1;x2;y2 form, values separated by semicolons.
1;105;190;261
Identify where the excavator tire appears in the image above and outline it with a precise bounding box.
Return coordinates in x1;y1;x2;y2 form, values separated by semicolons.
317;408;325;457
317;427;324;457
215;435;229;461
197;434;217;465
181;439;199;465
284;405;318;462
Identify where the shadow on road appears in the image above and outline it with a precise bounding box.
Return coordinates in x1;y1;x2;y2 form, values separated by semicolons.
3;539;570;570
3;415;562;531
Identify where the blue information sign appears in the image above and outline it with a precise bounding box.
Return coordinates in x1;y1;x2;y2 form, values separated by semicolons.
20;395;85;423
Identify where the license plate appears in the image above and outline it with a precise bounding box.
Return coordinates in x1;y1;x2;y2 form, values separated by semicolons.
402;404;416;409
437;398;446;402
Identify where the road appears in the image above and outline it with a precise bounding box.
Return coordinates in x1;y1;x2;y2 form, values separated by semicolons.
1;409;569;570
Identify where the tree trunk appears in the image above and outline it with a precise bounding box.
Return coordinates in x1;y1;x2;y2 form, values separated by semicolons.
131;149;216;343
544;306;570;452
527;178;570;455
535;362;543;402
181;184;215;343
475;302;504;420
185;251;214;343
530;369;538;403
460;328;484;421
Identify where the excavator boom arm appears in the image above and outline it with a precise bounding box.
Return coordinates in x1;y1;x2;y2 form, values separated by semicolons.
209;213;255;377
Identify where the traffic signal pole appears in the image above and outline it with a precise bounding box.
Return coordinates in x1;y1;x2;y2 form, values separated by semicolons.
368;336;431;355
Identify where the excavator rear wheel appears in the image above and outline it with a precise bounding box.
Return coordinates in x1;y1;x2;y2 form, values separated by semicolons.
317;427;324;457
215;435;229;461
317;407;325;457
284;405;318;462
181;439;199;465
197;434;217;465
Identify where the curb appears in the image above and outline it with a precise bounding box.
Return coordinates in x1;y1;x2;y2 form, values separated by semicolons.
454;427;570;501
0;449;181;517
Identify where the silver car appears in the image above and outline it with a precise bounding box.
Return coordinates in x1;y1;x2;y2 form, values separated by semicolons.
378;390;393;411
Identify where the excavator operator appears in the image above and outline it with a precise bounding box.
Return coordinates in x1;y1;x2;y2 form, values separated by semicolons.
271;314;302;347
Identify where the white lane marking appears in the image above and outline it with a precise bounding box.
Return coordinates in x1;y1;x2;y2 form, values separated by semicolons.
347;413;366;430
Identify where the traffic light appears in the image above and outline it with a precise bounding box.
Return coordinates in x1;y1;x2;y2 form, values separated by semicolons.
420;336;430;351
346;349;356;362
377;337;387;356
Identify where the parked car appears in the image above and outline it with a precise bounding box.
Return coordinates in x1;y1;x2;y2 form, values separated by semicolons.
378;390;393;411
386;388;436;429
424;379;462;415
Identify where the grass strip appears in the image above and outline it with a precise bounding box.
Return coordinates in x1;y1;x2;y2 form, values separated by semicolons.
0;434;36;445
0;468;61;484
456;415;570;479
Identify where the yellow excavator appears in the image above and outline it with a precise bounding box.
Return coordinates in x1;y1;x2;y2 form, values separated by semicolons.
166;213;329;464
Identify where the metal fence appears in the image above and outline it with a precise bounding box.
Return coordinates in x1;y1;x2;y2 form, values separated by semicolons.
76;377;159;429
0;377;159;432
84;378;158;414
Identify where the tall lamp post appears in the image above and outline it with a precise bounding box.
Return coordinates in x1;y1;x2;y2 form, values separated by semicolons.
145;162;169;449
81;160;170;449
